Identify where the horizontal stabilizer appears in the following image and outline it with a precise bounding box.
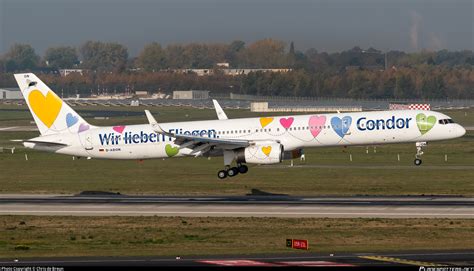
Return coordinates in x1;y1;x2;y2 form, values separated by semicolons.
11;139;69;147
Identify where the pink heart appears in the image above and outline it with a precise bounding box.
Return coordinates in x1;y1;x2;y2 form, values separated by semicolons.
78;123;90;133
279;117;294;129
113;125;126;134
309;116;326;137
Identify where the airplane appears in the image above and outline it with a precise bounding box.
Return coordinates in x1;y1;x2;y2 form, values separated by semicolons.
14;73;466;179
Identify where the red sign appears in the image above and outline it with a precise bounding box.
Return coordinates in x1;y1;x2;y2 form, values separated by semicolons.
287;239;309;250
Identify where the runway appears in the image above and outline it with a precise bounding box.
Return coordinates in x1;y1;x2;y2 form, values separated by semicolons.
0;194;473;218
1;251;473;267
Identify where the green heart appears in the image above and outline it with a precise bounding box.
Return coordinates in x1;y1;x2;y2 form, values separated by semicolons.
416;113;436;135
165;144;179;157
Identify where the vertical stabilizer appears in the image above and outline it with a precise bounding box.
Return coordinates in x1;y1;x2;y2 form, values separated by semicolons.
14;73;92;135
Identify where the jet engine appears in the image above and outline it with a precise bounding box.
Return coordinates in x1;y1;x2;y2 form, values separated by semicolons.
234;142;283;164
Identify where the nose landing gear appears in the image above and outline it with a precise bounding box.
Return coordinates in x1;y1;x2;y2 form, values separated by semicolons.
414;142;426;166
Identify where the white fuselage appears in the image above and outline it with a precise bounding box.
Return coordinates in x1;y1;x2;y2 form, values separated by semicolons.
25;110;466;160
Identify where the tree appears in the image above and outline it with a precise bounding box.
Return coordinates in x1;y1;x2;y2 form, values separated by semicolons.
0;57;5;73
244;39;287;68
137;42;167;72
287;41;296;68
225;40;245;67
80;41;128;72
165;44;186;68
394;73;413;98
44;46;79;69
4;43;40;72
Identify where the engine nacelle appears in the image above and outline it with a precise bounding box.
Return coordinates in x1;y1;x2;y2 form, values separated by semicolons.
235;142;283;164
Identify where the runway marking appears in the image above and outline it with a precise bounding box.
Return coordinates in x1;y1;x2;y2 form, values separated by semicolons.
199;260;279;266
359;256;446;266
0;127;18;131
278;261;355;267
261;165;474;170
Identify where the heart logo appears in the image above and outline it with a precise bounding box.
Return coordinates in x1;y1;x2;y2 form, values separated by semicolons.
262;146;272;156
416;113;436;135
260;117;274;128
308;115;326;137
331;116;352;138
66;113;78;128
165;144;179;157
78;123;90;133
28;90;63;128
279;117;294;129
113;126;126;134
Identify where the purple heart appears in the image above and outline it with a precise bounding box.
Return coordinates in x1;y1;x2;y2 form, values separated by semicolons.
78;123;90;133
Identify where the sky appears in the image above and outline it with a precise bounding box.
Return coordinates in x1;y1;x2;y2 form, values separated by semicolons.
0;0;472;56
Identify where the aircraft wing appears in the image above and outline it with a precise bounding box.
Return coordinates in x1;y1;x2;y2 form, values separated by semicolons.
145;110;249;156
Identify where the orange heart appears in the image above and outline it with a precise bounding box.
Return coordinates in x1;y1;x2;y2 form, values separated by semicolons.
259;117;274;128
28;90;63;128
262;146;272;156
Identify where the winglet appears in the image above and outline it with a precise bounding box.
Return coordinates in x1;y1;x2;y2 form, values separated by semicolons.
212;99;228;120
145;110;167;134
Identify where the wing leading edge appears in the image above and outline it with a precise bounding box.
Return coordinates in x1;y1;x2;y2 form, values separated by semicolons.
144;110;249;156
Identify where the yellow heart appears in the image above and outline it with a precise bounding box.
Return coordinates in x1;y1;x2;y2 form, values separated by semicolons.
28;90;63;128
259;117;274;128
262;146;272;156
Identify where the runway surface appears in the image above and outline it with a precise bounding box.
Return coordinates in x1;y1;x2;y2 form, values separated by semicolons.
0;194;473;218
1;251;473;267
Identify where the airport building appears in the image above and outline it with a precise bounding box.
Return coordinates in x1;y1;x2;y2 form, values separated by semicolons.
167;68;292;76
0;88;22;100
173;90;210;100
59;69;84;77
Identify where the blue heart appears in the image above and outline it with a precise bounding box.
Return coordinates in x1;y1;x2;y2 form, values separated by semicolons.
331;116;352;138
66;113;78;128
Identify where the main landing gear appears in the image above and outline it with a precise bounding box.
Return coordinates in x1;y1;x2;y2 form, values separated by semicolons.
217;163;248;179
414;142;426;166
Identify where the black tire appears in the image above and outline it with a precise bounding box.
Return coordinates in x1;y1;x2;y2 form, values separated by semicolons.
414;159;422;166
227;167;238;177
217;170;227;179
238;165;249;174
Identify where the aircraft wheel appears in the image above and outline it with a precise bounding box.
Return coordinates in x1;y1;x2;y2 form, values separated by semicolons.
217;170;227;179
227;167;238;177
238;165;248;174
414;158;422;166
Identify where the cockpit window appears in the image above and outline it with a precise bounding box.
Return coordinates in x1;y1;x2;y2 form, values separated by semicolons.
438;119;455;125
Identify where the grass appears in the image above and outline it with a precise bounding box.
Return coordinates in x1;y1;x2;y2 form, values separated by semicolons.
0;216;472;258
0;106;473;195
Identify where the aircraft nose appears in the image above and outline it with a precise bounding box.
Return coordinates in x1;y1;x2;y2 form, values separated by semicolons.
457;124;466;137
